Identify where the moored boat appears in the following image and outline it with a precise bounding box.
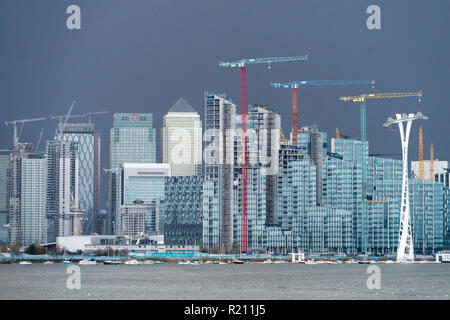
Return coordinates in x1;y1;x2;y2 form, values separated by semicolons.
79;259;97;265
19;261;32;265
125;259;142;265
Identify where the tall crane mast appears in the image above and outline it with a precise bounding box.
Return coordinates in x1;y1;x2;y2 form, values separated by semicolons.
219;55;308;253
271;80;375;145
35;128;44;152
4;117;46;148
430;143;434;181
418;126;424;180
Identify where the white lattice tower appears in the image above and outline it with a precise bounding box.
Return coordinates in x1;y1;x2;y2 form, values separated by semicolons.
383;112;427;262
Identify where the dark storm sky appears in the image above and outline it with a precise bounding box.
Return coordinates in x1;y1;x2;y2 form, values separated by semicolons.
1;1;449;207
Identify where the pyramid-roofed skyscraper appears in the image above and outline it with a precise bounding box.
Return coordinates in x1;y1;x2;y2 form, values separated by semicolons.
162;97;202;176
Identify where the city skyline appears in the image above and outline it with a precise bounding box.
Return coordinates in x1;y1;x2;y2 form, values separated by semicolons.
1;1;448;183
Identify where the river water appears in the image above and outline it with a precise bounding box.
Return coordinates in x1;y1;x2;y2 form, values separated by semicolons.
0;263;449;300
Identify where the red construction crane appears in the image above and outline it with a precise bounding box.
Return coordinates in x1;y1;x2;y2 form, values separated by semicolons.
219;55;308;253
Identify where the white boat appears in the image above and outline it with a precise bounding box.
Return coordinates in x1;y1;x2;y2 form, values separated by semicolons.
177;260;190;265
79;259;97;265
218;261;228;265
189;261;201;265
43;261;53;265
384;260;395;264
19;261;32;265
345;259;358;264
305;260;316;265
143;260;154;265
125;259;142;265
263;259;273;264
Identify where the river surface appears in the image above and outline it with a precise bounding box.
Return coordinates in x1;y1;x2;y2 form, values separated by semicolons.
0;263;449;300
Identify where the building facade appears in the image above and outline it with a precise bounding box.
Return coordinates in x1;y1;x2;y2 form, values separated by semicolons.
21;157;47;246
108;113;156;234
162;97;202;176
0;149;11;244
160;175;203;245
61;123;96;235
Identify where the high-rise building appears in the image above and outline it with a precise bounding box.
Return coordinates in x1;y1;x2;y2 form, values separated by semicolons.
116;200;148;238
122;163;171;235
0;149;11;244
247;105;281;226
45;139;60;243
162;97;202;176
21;156;47;246
110;113;156;168
7;143;35;245
58;140;83;238
410;179;445;255
203;92;236;253
108;113;156;234
160;175;203;246
61;123;96;235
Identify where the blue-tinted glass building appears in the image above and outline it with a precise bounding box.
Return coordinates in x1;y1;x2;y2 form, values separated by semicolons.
108;113;156;234
160;175;203;245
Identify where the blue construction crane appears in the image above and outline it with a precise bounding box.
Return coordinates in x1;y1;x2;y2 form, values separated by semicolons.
270;80;375;145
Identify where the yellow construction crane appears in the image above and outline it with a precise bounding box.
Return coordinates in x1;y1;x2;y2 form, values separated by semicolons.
336;128;340;139
430;143;434;181
339;91;423;142
418;126;424;180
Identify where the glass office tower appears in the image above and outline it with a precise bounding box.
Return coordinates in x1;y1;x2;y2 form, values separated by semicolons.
162;97;202;176
160;175;203;245
122;163;170;235
108;113;156;234
61;123;95;235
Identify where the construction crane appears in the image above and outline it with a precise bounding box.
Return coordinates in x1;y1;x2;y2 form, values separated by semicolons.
418;126;424;180
49;114;84;132
35;128;44;152
335;128;352;139
219;55;308;253
81;111;108;124
271;80;375;145
430;143;434;181
4;117;46;148
339;91;423;143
